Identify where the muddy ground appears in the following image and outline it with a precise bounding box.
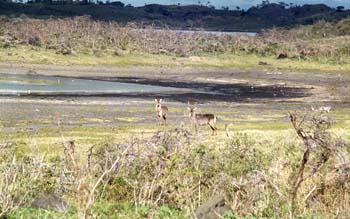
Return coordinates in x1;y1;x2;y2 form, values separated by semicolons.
0;62;349;140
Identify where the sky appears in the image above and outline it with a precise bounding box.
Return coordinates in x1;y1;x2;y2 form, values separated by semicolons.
121;0;350;9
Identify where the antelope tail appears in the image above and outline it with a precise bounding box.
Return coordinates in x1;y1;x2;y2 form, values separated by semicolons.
214;116;218;123
225;123;233;138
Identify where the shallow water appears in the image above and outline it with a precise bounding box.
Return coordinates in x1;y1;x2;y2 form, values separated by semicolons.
138;28;256;36
0;73;186;95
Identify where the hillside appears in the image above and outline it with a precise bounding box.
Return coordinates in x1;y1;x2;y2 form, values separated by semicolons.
0;1;350;31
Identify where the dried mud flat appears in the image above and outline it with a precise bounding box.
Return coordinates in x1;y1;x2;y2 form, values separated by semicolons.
0;62;349;133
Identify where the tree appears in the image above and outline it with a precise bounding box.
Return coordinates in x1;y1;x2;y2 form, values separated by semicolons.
262;0;270;6
109;1;124;7
221;6;229;11
278;2;289;8
257;0;270;9
336;6;345;12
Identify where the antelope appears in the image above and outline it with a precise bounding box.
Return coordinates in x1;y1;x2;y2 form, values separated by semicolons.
311;106;331;113
155;99;168;125
187;106;218;136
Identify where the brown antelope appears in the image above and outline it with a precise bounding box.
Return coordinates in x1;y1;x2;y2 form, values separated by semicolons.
187;106;218;135
155;99;168;125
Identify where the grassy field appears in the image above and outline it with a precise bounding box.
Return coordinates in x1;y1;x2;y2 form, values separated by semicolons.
1;17;350;73
0;59;349;218
1;46;350;72
1;16;350;219
1;96;350;218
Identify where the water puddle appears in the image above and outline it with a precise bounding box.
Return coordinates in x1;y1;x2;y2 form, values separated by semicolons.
0;73;188;95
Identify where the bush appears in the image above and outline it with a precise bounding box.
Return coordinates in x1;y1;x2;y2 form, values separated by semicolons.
336;18;350;36
0;113;349;218
0;146;66;217
28;35;42;47
1;16;350;63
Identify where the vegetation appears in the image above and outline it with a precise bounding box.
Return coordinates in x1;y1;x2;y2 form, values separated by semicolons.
0;4;350;218
0;110;349;218
0;1;349;31
1;16;350;71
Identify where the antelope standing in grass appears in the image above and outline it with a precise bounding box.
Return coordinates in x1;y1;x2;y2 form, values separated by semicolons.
187;106;218;136
311;106;331;113
155;99;168;125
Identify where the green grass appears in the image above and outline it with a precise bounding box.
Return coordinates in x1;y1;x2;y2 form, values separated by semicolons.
8;202;189;219
2;109;350;218
2;46;350;72
7;208;73;219
2;106;350;157
0;76;57;85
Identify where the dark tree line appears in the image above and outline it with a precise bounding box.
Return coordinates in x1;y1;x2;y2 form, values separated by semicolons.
0;0;126;6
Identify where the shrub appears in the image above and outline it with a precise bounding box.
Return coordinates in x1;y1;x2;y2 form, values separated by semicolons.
0;113;349;218
1;16;350;63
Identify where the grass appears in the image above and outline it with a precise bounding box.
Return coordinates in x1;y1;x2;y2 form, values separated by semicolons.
2;106;350;156
1;17;350;218
1;107;350;218
1;46;350;72
2;16;350;74
0;76;57;85
8;202;189;219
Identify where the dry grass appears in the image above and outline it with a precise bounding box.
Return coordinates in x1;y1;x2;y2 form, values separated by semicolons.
1;16;350;72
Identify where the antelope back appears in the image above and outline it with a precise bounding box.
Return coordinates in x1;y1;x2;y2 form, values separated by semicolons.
195;113;216;125
188;106;215;125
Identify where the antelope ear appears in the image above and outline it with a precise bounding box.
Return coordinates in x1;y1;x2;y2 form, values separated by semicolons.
159;99;162;102
193;107;197;110
154;99;158;103
187;107;191;111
